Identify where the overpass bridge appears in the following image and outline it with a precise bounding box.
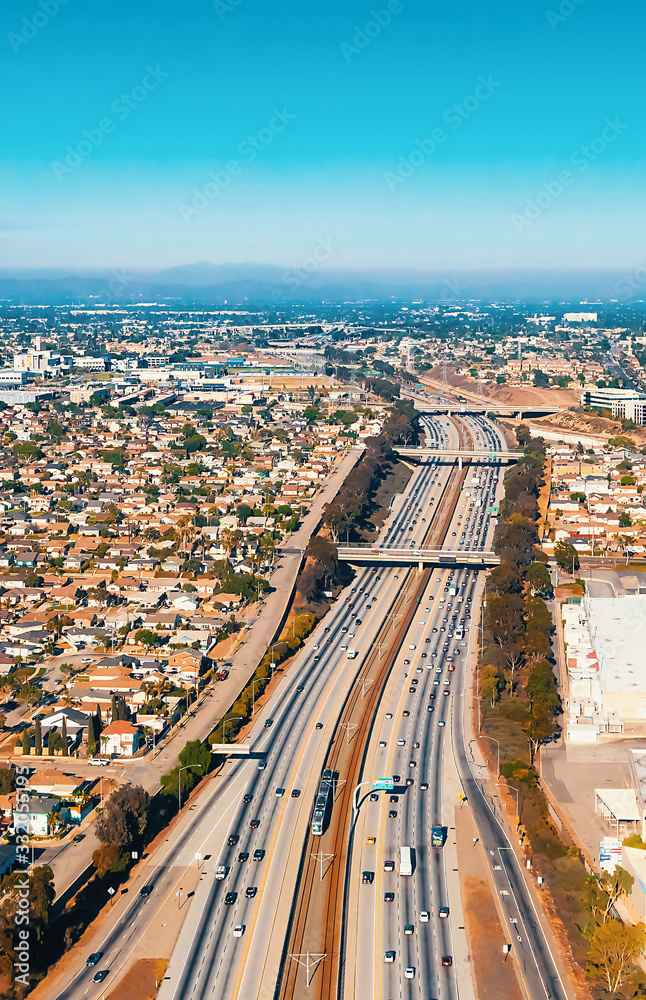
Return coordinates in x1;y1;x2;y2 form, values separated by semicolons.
395;447;520;468
401;388;565;419
337;545;500;570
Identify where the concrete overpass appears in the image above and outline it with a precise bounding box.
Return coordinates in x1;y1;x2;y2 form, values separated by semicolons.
337;545;500;570
413;401;563;419
395;447;520;468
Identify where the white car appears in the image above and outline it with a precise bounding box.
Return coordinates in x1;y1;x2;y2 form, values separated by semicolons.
88;758;109;767
233;924;245;938
404;967;415;979
419;910;429;922
81;657;92;663
379;740;387;748
384;951;395;963
397;739;406;746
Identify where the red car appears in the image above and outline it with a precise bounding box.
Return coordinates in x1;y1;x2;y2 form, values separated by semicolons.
442;956;452;967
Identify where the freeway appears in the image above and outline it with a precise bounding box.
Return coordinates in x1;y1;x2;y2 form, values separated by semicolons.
346;414;504;1000
163;416;464;1000
46;415;461;1000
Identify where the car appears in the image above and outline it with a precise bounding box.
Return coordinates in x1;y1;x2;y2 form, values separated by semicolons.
390;795;398;803
257;760;267;770
420;782;428;790
224;891;237;904
81;656;93;663
385;712;393;719
93;971;109;984
427;705;434;712
404;967;415;979
405;777;414;786
421;652;427;658
379;740;387;748
442;956;453;967
296;685;304;693
245;886;257;898
250;819;260;829
388;810;397;818
419;910;429;922
88;758;109;767
404;924;414;935
384;951;395;963
408;761;416;768
315;723;323;730
432;627;438;633
253;849;265;861
443;689;450;696
275;787;285;797
86;953;102;967
439;906;449;918
291;788;301;798
412;741;420;749
402;711;409;717
384;891;395;901
264;719;273;728
243;793;252;803
228;834;239;846
237;851;249;862
384;859;395;872
370;792;379;802
367;836;376;845
233;924;245;938
361;871;374;884
397;738;406;746
393;774;401;782
139;884;153;897
403;659;410;665
355;619;362;625
438;720;445;727
72;833;84;844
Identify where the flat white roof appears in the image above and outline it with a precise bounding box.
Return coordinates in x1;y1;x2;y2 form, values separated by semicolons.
587;597;646;693
595;788;641;822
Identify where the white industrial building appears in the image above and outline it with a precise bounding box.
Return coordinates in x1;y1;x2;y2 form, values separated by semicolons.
580;387;646;424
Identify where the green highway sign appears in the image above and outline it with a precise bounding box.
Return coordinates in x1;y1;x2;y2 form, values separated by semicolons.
372;778;395;791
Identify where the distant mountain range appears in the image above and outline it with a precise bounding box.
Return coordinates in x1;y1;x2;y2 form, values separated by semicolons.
0;262;632;306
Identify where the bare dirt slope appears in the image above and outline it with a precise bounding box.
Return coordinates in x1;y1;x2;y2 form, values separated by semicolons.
423;369;579;409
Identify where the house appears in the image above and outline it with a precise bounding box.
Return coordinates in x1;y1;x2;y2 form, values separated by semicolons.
165;647;204;673
26;770;84;797
39;707;89;738
100;720;141;757
13;795;61;837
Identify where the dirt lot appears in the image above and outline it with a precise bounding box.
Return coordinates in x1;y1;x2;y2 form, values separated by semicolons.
107;958;168;1000
422;370;580;410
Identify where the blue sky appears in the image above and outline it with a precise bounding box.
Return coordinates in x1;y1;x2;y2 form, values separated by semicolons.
0;0;644;274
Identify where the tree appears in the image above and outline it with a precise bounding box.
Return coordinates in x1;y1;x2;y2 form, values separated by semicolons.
586;920;646;995
95;785;150;849
481;664;503;707
236;503;253;525
178;739;211;775
62;716;69;756
134;628;158;649
619;510;632;527
87;715;97;756
22;728;31;756
0;767;16;794
47;731;64;755
523;707;557;764
35;718;42;756
486;593;525;648
554;539;579;573
525;561;553;597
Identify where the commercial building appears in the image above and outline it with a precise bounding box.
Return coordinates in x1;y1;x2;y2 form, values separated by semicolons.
580;387;646;424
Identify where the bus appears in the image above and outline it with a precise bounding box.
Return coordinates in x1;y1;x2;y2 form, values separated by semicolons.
399;845;413;876
311;768;333;836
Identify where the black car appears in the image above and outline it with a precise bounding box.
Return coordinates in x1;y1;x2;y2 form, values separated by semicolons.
243;794;252;803
250;819;260;829
355;619;362;625
384;891;395;901
93;971;109;984
237;852;249;862
224;891;237;904
72;833;84;844
264;719;273;729
140;884;153;897
315;722;323;730
86;953;102;967
245;886;257;898
388;810;397;818
228;834;240;846
296;685;304;693
361;871;374;884
291;789;301;798
253;849;265;861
